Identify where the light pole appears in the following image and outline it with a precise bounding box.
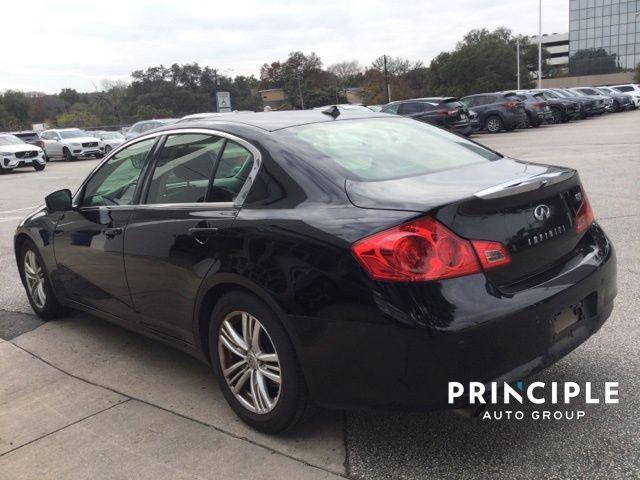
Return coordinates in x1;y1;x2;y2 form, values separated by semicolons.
517;39;521;90
538;0;543;89
383;55;391;103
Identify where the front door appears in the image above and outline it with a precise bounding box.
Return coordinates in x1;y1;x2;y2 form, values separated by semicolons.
53;137;157;320
124;133;255;342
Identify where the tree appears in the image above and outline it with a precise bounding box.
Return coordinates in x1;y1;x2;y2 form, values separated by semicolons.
54;104;99;128
328;61;363;85
1;91;31;129
569;48;620;76
370;56;422;76
424;28;549;97
59;88;80;106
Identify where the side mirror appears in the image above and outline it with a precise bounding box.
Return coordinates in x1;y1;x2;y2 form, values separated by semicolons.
45;189;73;212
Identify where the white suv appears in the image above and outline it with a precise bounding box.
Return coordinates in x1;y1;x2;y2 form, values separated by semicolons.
610;84;640;108
40;128;104;161
0;134;46;173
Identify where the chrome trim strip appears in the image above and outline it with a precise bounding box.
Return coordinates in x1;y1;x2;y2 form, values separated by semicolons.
474;170;574;200
73;128;261;209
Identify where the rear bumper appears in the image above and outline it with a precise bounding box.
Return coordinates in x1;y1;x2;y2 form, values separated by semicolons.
288;223;617;410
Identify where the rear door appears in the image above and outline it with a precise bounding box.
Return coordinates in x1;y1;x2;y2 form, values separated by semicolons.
123;131;257;342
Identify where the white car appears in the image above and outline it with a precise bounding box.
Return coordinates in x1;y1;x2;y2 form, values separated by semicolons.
40;128;104;161
125;119;178;140
609;84;640;108
91;131;126;154
0;134;46;173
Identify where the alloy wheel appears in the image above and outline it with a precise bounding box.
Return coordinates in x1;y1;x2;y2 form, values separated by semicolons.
218;311;282;414
23;250;46;309
486;117;502;133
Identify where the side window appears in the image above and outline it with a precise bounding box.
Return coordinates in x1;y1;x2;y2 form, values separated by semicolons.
146;134;225;205
398;102;425;115
81;138;155;207
210;141;254;203
381;103;399;115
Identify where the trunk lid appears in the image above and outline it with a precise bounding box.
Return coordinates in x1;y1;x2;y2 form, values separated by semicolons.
346;158;586;286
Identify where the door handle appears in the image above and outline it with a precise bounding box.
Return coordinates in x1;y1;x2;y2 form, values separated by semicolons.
189;227;219;235
104;227;123;238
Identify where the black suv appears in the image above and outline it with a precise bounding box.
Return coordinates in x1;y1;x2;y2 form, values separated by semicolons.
381;98;472;136
9;131;45;150
460;93;527;133
531;89;581;123
510;92;554;127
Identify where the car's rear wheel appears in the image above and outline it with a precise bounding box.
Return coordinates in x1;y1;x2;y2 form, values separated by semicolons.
19;240;66;319
485;115;503;133
551;107;563;124
209;291;310;433
33;163;45;171
63;147;75;161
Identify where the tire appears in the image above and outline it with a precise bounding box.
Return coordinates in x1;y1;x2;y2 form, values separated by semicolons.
33;163;45;171
105;145;112;154
485;115;503;133
613;100;621;113
524;113;532;128
44;154;50;162
209;291;310;433
19;239;66;320
63;147;75;161
550;108;563;124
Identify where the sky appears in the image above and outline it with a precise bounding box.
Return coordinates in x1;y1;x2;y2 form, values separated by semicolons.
1;0;569;94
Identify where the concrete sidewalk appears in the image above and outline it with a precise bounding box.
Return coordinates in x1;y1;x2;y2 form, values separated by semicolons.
0;332;346;479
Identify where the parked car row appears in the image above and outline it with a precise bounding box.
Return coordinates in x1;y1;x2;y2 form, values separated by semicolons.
379;83;640;134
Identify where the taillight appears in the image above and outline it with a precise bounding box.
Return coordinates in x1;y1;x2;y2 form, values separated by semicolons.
436;109;458;116
351;217;511;282
575;193;594;233
532;102;543;110
471;240;511;270
505;102;518;110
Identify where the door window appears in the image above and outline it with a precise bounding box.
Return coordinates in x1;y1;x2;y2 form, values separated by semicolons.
209;141;254;203
381;103;400;114
398;102;427;115
81;138;155;207
145;134;225;204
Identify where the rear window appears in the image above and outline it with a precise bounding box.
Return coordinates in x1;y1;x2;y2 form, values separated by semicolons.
614;86;633;92
277;118;500;181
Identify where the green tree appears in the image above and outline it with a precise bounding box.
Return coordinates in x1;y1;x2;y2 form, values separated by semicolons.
59;88;80;106
1;90;31;128
424;28;550;97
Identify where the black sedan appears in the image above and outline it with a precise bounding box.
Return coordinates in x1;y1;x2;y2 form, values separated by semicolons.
15;111;617;433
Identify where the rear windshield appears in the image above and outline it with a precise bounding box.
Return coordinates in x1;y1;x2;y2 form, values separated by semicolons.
277;117;500;181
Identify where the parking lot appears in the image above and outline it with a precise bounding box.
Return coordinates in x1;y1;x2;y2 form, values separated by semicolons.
1;110;639;479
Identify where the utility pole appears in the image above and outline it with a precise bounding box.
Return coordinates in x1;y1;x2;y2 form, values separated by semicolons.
538;0;543;89
297;67;305;110
517;39;521;90
383;55;391;103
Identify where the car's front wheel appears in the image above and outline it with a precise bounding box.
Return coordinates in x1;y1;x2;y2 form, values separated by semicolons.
63;147;75;161
19;240;66;319
33;163;45;171
209;291;310;433
551;107;563;124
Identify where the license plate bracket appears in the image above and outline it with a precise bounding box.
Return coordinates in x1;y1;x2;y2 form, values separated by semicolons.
552;303;583;336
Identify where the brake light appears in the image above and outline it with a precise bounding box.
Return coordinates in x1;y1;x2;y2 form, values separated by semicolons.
436;109;458;116
351;217;511;282
532;102;543;110
505;101;518;110
575;193;594;233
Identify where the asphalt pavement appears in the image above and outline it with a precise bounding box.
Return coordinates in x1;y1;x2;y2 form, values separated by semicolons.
1;111;638;479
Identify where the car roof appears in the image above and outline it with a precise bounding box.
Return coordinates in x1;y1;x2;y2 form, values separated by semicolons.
161;110;392;132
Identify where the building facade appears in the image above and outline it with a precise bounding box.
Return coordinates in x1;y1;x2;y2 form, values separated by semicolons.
569;0;640;73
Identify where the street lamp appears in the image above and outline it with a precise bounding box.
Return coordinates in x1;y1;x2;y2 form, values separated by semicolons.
538;0;543;89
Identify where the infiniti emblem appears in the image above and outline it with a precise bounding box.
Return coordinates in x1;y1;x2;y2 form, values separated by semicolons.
534;204;551;221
